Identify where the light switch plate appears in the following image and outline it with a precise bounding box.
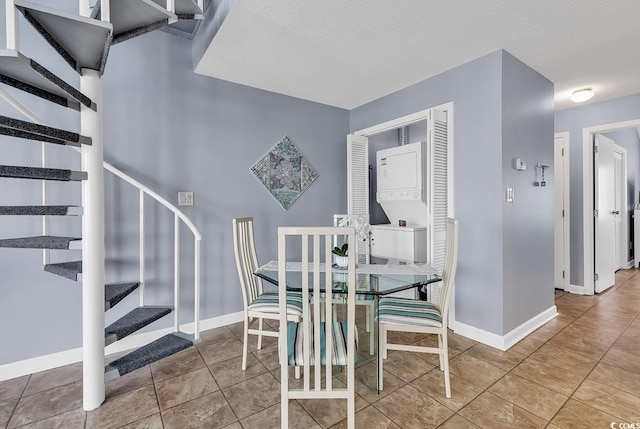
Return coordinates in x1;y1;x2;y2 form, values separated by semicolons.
506;187;514;203
178;192;193;206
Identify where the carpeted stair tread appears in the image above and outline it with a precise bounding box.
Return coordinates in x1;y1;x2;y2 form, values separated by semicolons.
0;235;81;249
0;127;70;146
105;332;194;380
105;306;173;345
0;165;87;181
0;50;95;111
0;116;91;146
105;282;140;311
14;0;113;74
91;0;175;44
44;260;82;281
0;205;81;216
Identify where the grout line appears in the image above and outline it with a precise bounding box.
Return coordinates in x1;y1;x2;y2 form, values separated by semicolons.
544;269;640;426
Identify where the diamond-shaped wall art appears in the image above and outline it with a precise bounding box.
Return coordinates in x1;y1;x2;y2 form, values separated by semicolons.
251;136;318;210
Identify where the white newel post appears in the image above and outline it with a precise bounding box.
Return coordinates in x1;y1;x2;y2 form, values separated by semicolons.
81;69;106;411
5;0;18;50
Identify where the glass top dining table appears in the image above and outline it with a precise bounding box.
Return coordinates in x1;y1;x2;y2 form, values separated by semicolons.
255;257;441;392
255;256;441;297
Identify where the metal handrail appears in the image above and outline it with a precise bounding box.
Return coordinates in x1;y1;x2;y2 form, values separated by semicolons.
0;87;202;340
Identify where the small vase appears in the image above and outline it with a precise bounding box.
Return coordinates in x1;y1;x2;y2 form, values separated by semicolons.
335;256;349;268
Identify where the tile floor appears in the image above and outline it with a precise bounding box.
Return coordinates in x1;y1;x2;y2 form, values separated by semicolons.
2;269;640;428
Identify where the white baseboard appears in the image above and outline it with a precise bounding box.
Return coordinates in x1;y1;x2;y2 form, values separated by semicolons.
0;311;244;382
451;305;558;351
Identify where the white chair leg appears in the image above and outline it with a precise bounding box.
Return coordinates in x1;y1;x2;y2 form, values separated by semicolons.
365;305;371;332
378;324;385;390
369;303;375;355
257;318;264;350
294;366;301;379
281;395;288;429
382;327;388;359
442;333;451;398
242;317;249;371
347;393;355;429
438;334;444;371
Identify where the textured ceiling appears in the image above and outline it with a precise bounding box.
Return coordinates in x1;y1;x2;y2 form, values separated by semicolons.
195;0;640;110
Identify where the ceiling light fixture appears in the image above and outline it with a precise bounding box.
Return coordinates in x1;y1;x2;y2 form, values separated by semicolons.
571;88;594;103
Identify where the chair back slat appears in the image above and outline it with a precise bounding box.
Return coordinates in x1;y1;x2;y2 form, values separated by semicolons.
232;217;263;307
279;226;357;428
438;218;459;325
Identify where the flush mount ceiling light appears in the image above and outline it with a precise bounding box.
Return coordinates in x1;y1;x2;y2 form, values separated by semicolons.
571;88;594;103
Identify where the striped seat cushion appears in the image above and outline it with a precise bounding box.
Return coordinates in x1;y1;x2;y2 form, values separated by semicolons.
287;322;358;366
248;291;304;316
376;296;443;327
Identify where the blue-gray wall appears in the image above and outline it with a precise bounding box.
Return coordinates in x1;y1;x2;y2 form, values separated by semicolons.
351;50;555;336
501;52;555;332
555;93;640;286
0;1;349;365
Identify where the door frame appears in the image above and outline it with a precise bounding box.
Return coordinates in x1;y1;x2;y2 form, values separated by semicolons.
582;118;640;295
554;132;570;291
354;102;455;322
613;144;628;270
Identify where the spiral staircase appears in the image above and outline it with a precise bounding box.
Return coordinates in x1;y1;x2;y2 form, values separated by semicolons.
0;0;204;410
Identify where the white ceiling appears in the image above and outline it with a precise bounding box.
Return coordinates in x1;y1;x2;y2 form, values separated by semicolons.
195;0;640;111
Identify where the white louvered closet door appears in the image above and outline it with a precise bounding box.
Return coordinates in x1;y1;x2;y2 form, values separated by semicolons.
430;109;450;274
347;134;369;215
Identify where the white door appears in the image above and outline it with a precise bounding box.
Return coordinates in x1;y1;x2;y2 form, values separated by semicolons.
347;134;369;215
595;134;616;292
554;134;569;290
613;146;627;270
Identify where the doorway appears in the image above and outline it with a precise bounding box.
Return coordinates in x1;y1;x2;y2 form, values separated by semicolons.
582;119;640;295
594;134;628;293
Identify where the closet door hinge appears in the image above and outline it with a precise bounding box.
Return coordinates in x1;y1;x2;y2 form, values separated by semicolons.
594;209;599;217
562;270;565;279
594;273;599;281
594;145;599;154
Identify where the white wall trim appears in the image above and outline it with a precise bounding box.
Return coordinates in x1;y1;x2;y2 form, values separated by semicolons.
452;305;558;351
582;118;640;295
354;107;433;136
554;132;570;290
0;311;244;382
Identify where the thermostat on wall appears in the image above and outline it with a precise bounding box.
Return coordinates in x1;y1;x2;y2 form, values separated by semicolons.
515;158;526;171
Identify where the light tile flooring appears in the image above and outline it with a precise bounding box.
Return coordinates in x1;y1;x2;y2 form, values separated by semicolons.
2;269;640;428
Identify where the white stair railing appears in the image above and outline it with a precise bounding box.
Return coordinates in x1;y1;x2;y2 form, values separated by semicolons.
0;88;202;341
103;163;202;339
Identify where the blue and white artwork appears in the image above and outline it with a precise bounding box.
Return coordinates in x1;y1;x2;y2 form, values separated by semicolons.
251;136;318;210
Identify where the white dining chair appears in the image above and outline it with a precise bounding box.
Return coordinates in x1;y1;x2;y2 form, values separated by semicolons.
333;214;375;354
377;218;459;397
232;217;304;371
278;226;358;429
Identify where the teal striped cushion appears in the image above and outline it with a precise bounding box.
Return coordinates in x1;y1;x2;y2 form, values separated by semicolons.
248;291;304;316
376;296;443;327
287;322;358;366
